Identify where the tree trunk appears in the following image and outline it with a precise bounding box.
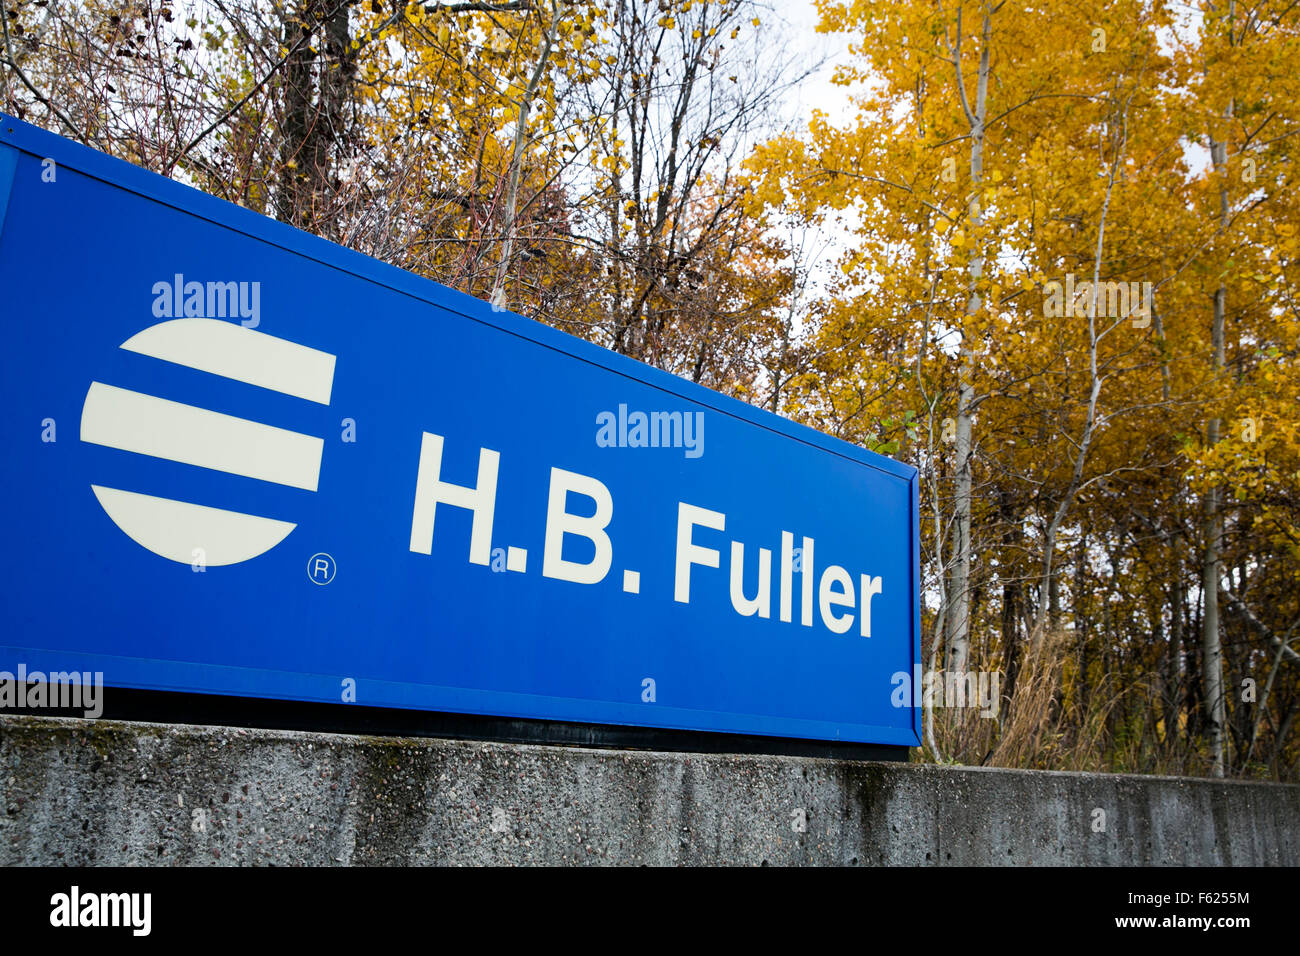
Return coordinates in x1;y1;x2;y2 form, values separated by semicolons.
943;5;992;677
1201;95;1232;777
276;0;357;236
491;0;560;308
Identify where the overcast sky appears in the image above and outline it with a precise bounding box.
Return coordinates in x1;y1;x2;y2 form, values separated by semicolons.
774;0;858;130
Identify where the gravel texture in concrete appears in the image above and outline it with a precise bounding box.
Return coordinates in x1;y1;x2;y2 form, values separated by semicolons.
1;715;1295;865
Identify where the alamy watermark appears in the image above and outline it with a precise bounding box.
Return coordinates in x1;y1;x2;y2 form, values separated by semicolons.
1043;273;1152;328
151;274;261;328
890;666;1000;718
596;404;704;458
0;664;104;718
50;886;151;936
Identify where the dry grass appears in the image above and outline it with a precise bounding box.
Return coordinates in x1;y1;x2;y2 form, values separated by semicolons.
921;630;1210;776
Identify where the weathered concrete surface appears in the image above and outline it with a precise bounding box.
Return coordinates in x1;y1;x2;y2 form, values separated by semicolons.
1;715;1296;865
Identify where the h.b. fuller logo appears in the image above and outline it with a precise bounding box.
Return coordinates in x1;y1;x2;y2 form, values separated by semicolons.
79;316;336;566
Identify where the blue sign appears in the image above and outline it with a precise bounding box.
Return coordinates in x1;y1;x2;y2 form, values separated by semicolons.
0;115;920;747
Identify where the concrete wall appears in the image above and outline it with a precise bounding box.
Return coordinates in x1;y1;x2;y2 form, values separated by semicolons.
1;715;1296;865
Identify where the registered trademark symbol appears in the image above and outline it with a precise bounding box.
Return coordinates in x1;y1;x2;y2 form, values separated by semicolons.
308;553;336;585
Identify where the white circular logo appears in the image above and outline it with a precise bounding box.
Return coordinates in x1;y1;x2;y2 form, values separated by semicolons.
80;318;336;566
